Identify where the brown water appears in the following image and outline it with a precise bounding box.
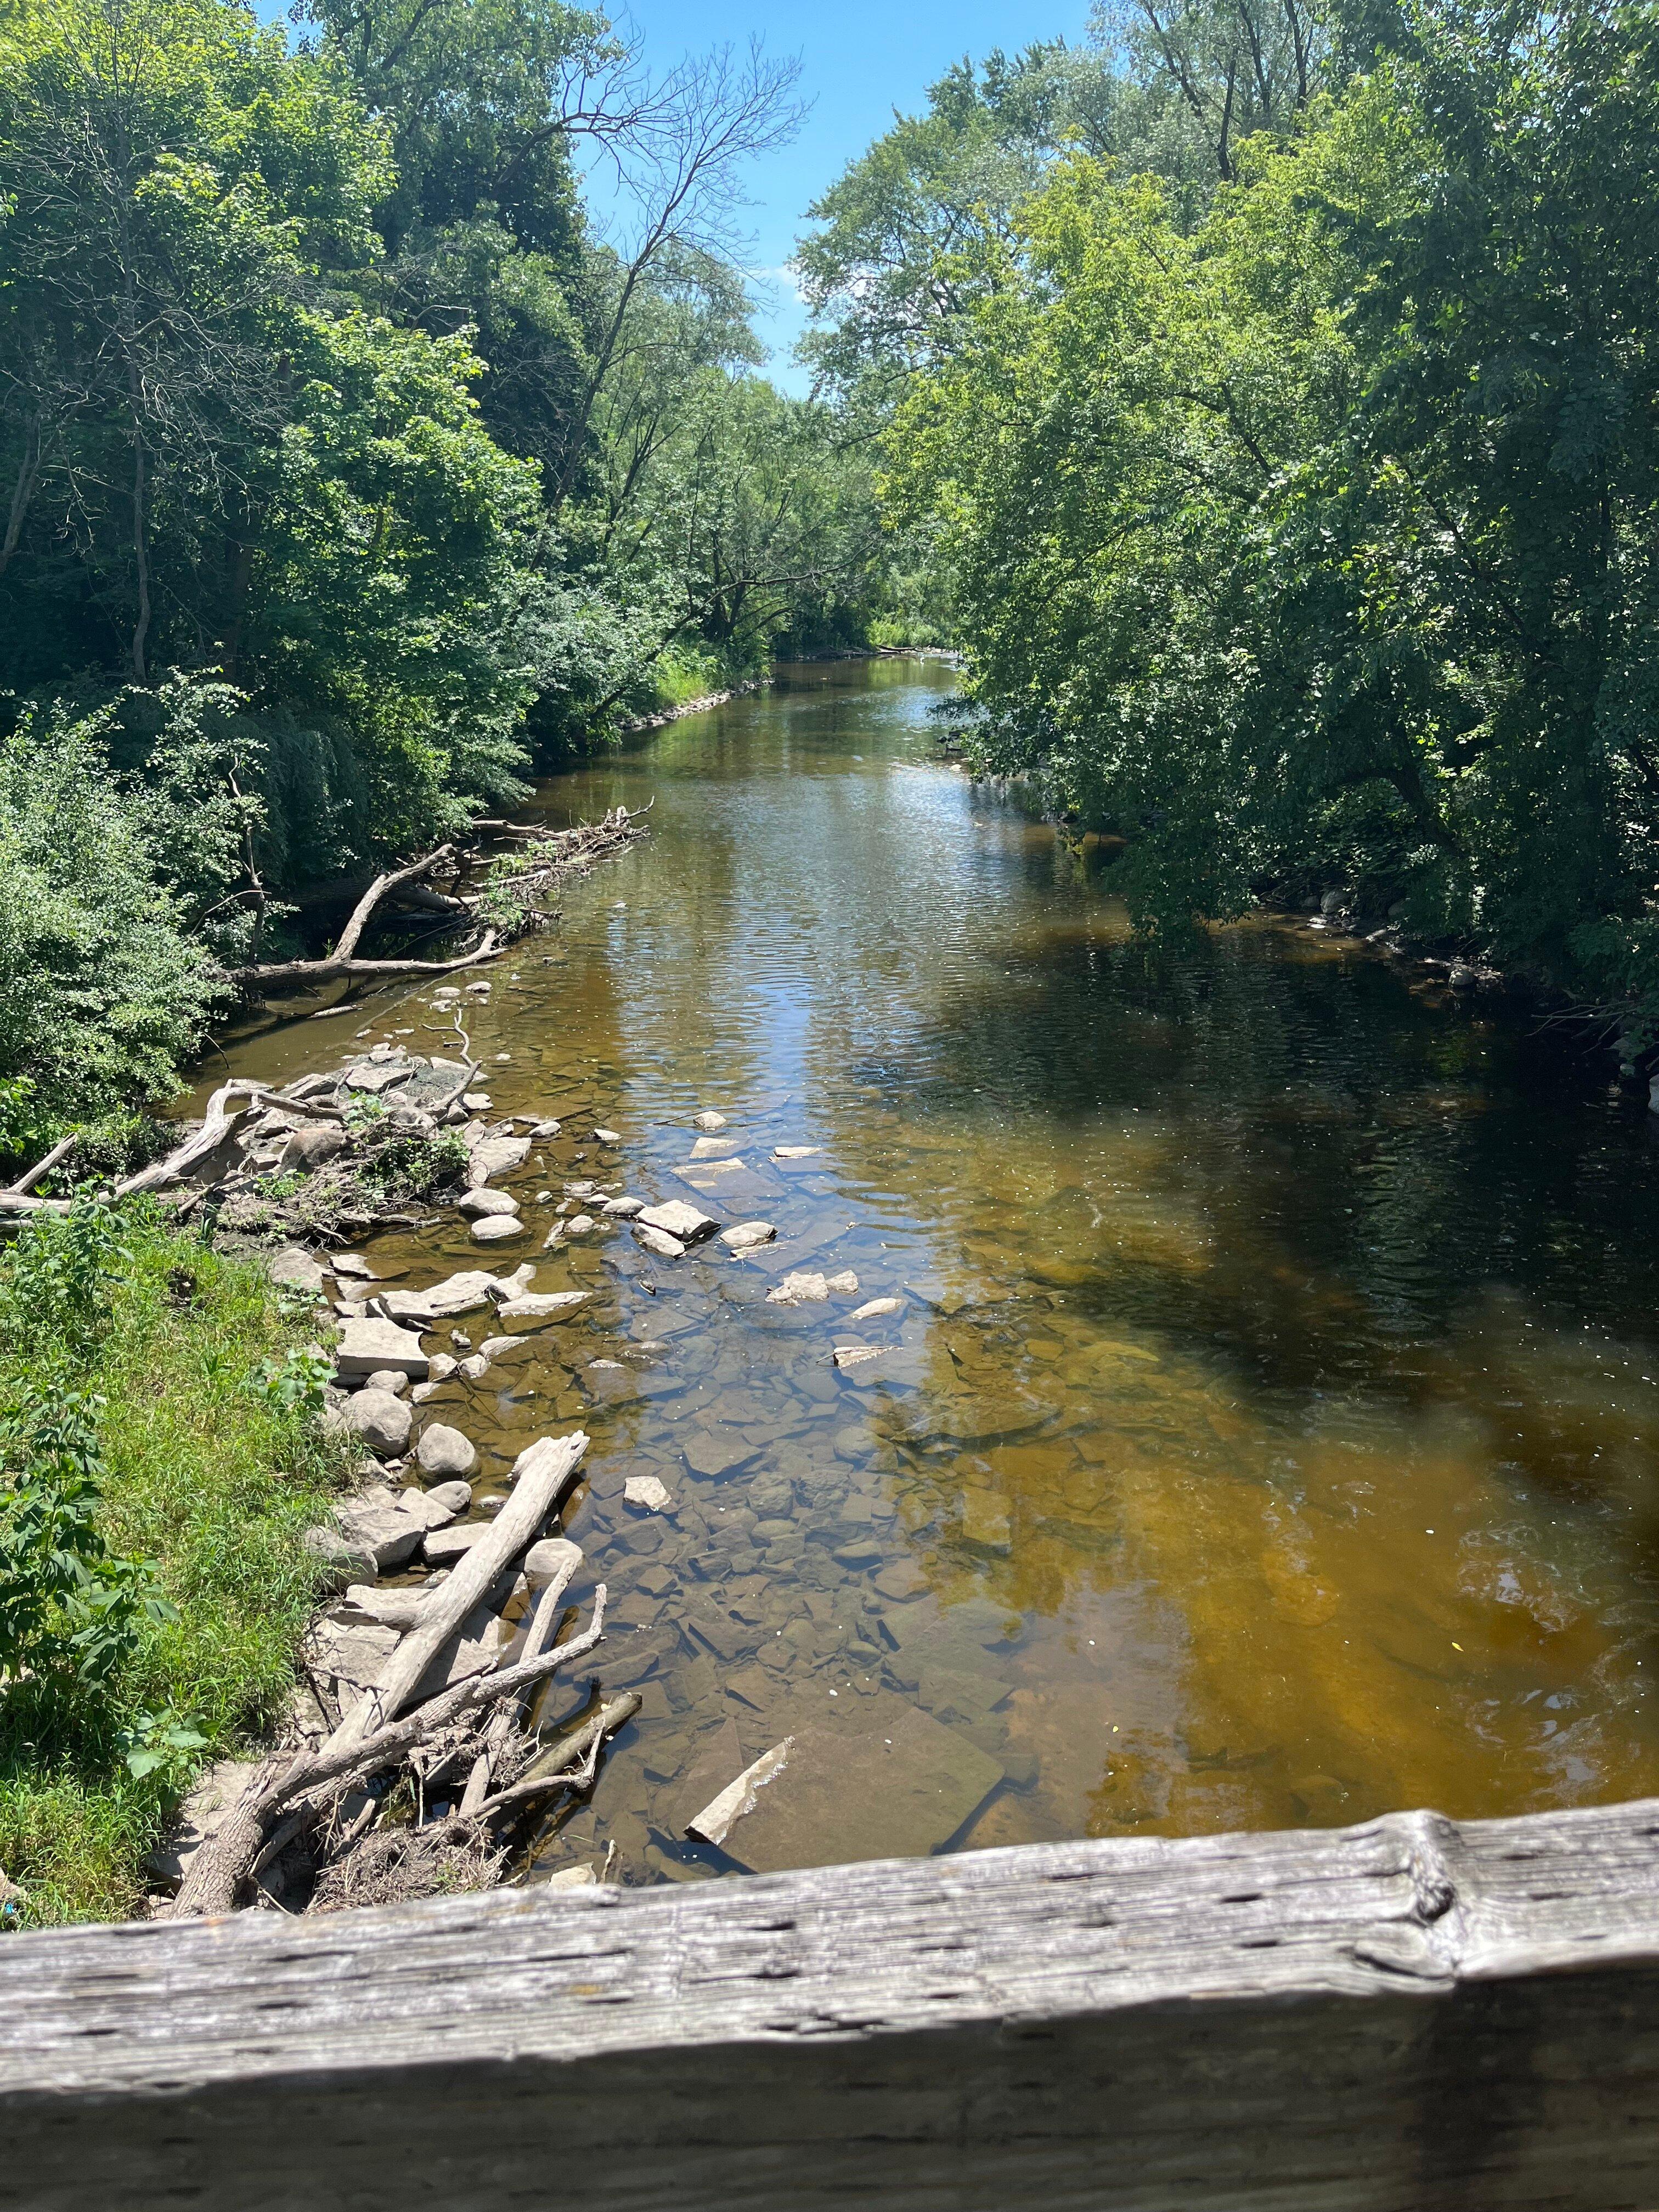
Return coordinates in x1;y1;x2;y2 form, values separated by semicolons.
218;657;1659;1879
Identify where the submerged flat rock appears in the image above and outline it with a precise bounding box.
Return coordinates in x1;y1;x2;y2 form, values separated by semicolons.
706;1694;1002;1874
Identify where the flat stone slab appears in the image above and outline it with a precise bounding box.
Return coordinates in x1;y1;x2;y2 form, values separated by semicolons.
687;1739;793;1848
335;1317;429;1381
494;1290;588;1325
707;1694;1003;1875
458;1188;520;1220
466;1134;531;1186
267;1247;326;1293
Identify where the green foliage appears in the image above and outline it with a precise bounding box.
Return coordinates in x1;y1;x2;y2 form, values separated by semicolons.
245;1345;333;1415
888;0;1659;1020
0;1384;173;1693
0;1201;344;1926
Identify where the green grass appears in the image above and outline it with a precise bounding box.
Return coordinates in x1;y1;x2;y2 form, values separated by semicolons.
0;1205;348;1926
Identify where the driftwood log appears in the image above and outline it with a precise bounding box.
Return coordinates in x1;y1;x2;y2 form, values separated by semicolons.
5;1797;1659;2209
229;844;500;995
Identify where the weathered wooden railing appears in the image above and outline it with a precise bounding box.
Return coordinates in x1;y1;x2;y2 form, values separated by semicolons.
6;1798;1659;2210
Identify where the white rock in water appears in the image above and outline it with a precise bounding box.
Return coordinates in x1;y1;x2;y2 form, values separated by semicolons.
465;980;492;996
681;1155;746;1177
691;1111;727;1131
850;1297;900;1321
426;1480;473;1516
544;1862;597;1890
826;1271;859;1295
417;1424;477;1477
462;1092;493;1111
523;1536;582;1587
591;1127;622;1144
721;1220;776;1252
333;1254;377;1279
687;1738;794;1848
458;1187;520;1219
602;1194;645;1217
458;1353;490;1380
466;1133;531;1185
527;1118;562;1139
637;1199;718;1245
342;1385;411;1457
564;1212;596;1237
471;1215;524;1244
335;1316;429;1380
268;1246;326;1293
363;1368;410;1397
409;1380;439;1404
624;1474;672;1513
689;1136;742;1159
766;1271;828;1305
773;1145;822;1160
495;1290;588;1322
832;1344;884;1373
634;1223;686;1258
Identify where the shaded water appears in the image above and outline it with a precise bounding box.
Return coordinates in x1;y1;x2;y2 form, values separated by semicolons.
222;659;1659;1877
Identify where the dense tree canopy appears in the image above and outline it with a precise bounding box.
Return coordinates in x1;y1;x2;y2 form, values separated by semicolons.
865;0;1659;1023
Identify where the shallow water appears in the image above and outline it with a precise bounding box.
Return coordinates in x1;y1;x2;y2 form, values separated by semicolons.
218;658;1659;1878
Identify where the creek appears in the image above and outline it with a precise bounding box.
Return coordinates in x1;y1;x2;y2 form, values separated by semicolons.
213;656;1659;1880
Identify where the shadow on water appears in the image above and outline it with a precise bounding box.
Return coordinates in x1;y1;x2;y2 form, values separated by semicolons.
208;659;1659;1876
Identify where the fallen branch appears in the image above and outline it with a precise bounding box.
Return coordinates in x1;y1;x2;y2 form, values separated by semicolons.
228;846;503;996
3;1132;77;1197
332;1432;590;1750
466;1691;641;1824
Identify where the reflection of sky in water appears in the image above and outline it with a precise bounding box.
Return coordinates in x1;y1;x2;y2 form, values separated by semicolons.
211;661;1659;1878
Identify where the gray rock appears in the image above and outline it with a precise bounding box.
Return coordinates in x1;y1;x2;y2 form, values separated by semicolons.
424;1522;490;1566
634;1223;686;1258
591;1126;622;1144
426;1480;473;1516
332;1255;377;1279
427;1352;459;1381
766;1271;830;1305
416;1424;477;1477
564;1212;596;1237
720;1220;776;1252
601;1194;645;1218
268;1246;326;1292
691;1110;728;1131
458;1353;490;1380
302;1523;375;1590
335;1316;429;1381
470;1215;524;1244
624;1474;672;1513
340;1389;413;1460
637;1199;718;1245
832;1344;884;1373
524;1536;582;1586
527;1118;562;1138
494;1291;588;1323
279;1124;347;1175
458;1187;521;1220
466;1133;531;1185
334;1492;424;1571
363;1368;409;1397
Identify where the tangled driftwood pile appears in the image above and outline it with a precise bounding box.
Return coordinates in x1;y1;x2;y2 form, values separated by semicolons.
166;1430;635;1917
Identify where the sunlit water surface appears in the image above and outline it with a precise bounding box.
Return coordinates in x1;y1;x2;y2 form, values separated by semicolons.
215;659;1659;1877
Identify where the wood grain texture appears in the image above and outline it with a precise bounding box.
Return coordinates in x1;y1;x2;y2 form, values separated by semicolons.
5;1797;1659;2210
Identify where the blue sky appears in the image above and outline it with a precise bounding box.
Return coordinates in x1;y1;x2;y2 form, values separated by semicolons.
257;0;1091;392
597;0;1092;390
